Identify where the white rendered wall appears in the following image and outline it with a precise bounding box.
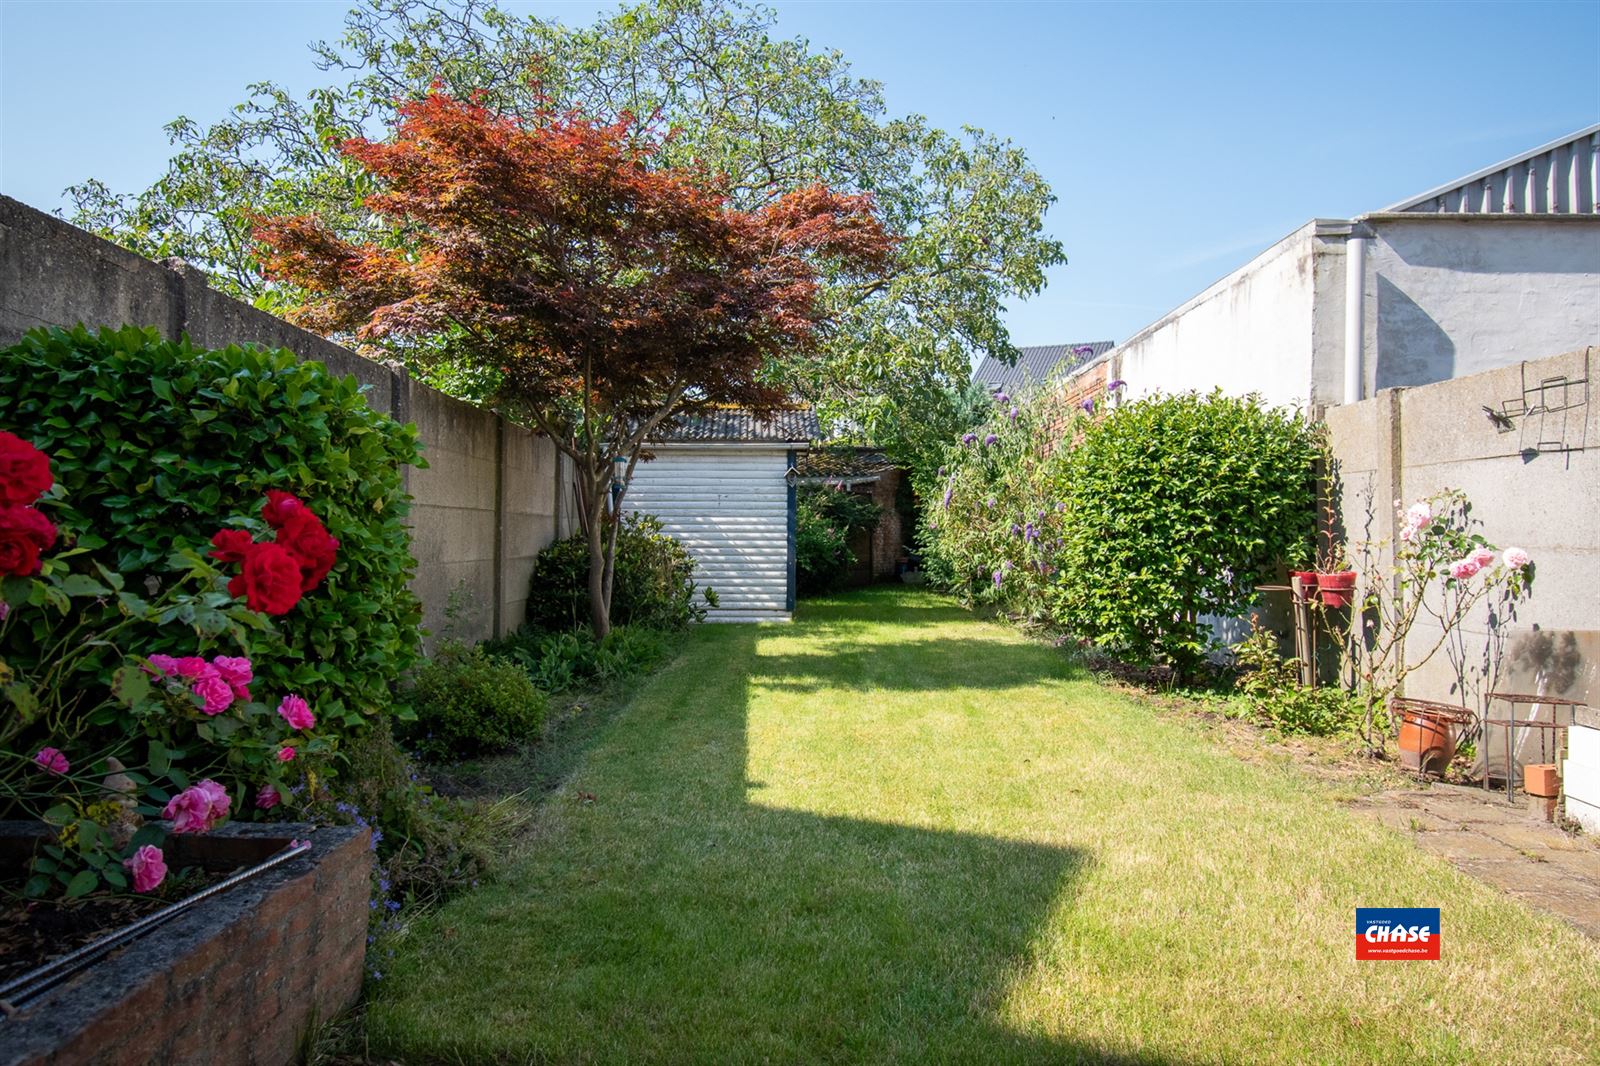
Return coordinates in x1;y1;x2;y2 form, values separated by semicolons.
1366;217;1600;393
1564;723;1600;833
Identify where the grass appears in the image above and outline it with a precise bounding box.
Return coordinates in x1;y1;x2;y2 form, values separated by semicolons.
365;587;1600;1064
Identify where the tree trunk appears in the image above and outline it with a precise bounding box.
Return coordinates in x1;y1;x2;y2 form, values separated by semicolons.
586;504;611;639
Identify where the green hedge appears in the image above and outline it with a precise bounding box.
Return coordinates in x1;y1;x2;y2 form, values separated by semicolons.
0;325;424;730
524;513;707;632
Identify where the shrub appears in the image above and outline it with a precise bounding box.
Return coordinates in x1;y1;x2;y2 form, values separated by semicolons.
0;326;423;729
795;486;882;594
404;642;547;760
1056;391;1318;677
482;624;670;692
524;513;707;631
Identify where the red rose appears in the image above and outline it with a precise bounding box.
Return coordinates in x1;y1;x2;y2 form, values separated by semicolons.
0;432;52;506
0;505;56;577
208;529;254;564
226;542;303;615
261;490;304;530
277;508;339;592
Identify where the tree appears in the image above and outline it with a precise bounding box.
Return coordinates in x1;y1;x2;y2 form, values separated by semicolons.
255;89;890;636
66;0;1063;452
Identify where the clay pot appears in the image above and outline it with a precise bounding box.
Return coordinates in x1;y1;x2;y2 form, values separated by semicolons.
1317;570;1357;608
1291;571;1319;600
1524;763;1560;798
1397;707;1458;776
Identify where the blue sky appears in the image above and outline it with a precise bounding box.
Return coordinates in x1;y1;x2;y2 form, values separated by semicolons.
3;1;1597;349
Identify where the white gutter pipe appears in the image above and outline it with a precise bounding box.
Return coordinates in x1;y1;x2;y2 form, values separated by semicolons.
1343;232;1368;404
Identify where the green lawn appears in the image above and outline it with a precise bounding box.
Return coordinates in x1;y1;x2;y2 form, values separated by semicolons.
367;588;1600;1064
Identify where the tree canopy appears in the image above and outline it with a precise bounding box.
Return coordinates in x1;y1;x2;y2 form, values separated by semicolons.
255;87;890;634
67;0;1064;456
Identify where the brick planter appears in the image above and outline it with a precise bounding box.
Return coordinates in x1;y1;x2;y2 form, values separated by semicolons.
0;822;370;1066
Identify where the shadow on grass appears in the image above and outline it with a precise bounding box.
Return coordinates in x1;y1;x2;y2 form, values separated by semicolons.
380;598;1187;1064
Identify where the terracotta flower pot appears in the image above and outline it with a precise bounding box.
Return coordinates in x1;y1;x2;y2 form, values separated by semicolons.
1291;570;1319;599
1394;700;1468;776
1317;570;1357;608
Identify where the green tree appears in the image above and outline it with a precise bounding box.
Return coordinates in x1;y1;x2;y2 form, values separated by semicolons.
65;0;1063;443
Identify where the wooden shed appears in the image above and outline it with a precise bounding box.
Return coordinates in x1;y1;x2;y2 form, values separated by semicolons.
624;409;817;623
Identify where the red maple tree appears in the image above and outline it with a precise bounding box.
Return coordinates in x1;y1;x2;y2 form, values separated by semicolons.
256;89;891;635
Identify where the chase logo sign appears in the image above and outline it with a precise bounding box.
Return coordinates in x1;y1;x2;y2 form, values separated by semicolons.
1356;907;1440;960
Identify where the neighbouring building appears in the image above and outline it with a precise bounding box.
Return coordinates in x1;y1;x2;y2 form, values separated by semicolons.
973;342;1115;399
794;447;909;585
1076;123;1600;410
625;409;816;623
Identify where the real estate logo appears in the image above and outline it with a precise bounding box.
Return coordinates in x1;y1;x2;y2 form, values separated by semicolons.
1356;907;1440;960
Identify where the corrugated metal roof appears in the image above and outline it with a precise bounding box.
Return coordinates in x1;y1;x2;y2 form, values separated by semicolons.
972;342;1116;393
652;407;819;443
794;446;896;484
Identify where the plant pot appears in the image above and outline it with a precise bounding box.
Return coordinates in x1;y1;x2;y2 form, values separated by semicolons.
1317;570;1357;608
1524;763;1560;798
1291;571;1319;599
1394;700;1468;776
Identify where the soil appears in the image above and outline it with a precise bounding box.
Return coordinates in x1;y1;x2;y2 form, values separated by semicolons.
0;867;235;989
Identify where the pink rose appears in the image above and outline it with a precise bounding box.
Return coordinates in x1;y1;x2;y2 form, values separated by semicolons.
1469;546;1496;569
276;694;315;731
1503;547;1531;570
210;655;253;699
1405;501;1432;528
145;653;180;677
124;844;167;893
33;747;68;775
255;784;281;810
1449;557;1483;580
164;779;231;833
192;674;235;716
277;746;296;762
173;657;213;680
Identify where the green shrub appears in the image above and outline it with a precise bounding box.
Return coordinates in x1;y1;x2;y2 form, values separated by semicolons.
0;326;423;731
482;624;670;692
404;642;547;760
524;513;707;631
1056;391;1318;676
1231;624;1360;737
796;486;882;594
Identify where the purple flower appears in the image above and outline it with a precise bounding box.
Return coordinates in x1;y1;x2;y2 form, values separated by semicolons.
996;392;1010;405
1025;523;1039;542
983;434;998;446
993;570;1003;588
1008;407;1018;421
961;433;977;445
1072;345;1095;356
942;488;953;509
1080;397;1096;414
1011;523;1023;536
937;467;947;476
1107;379;1127;391
986;497;997;509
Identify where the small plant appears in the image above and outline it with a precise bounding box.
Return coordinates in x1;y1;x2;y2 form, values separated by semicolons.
481;624;671;693
404;643;547;760
1231;623;1361;737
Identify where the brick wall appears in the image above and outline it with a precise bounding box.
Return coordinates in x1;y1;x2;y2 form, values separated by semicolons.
3;823;370;1066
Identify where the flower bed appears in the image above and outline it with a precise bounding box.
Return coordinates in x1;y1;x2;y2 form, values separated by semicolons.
0;821;369;1066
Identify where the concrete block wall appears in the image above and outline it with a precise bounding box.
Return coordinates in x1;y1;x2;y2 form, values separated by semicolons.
0;194;570;646
1323;346;1598;780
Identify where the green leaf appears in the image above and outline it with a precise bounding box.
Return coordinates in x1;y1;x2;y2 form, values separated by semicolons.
59;573;110;597
64;869;99;898
112;665;152;707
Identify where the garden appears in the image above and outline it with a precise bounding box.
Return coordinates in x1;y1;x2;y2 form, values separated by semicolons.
3;1;1596;1063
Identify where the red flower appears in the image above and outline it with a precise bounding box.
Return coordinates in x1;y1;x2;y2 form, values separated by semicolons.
261;490;304;530
0;432;52;506
208;528;254;564
277;508;340;592
0;505;57;577
226;542;303;615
